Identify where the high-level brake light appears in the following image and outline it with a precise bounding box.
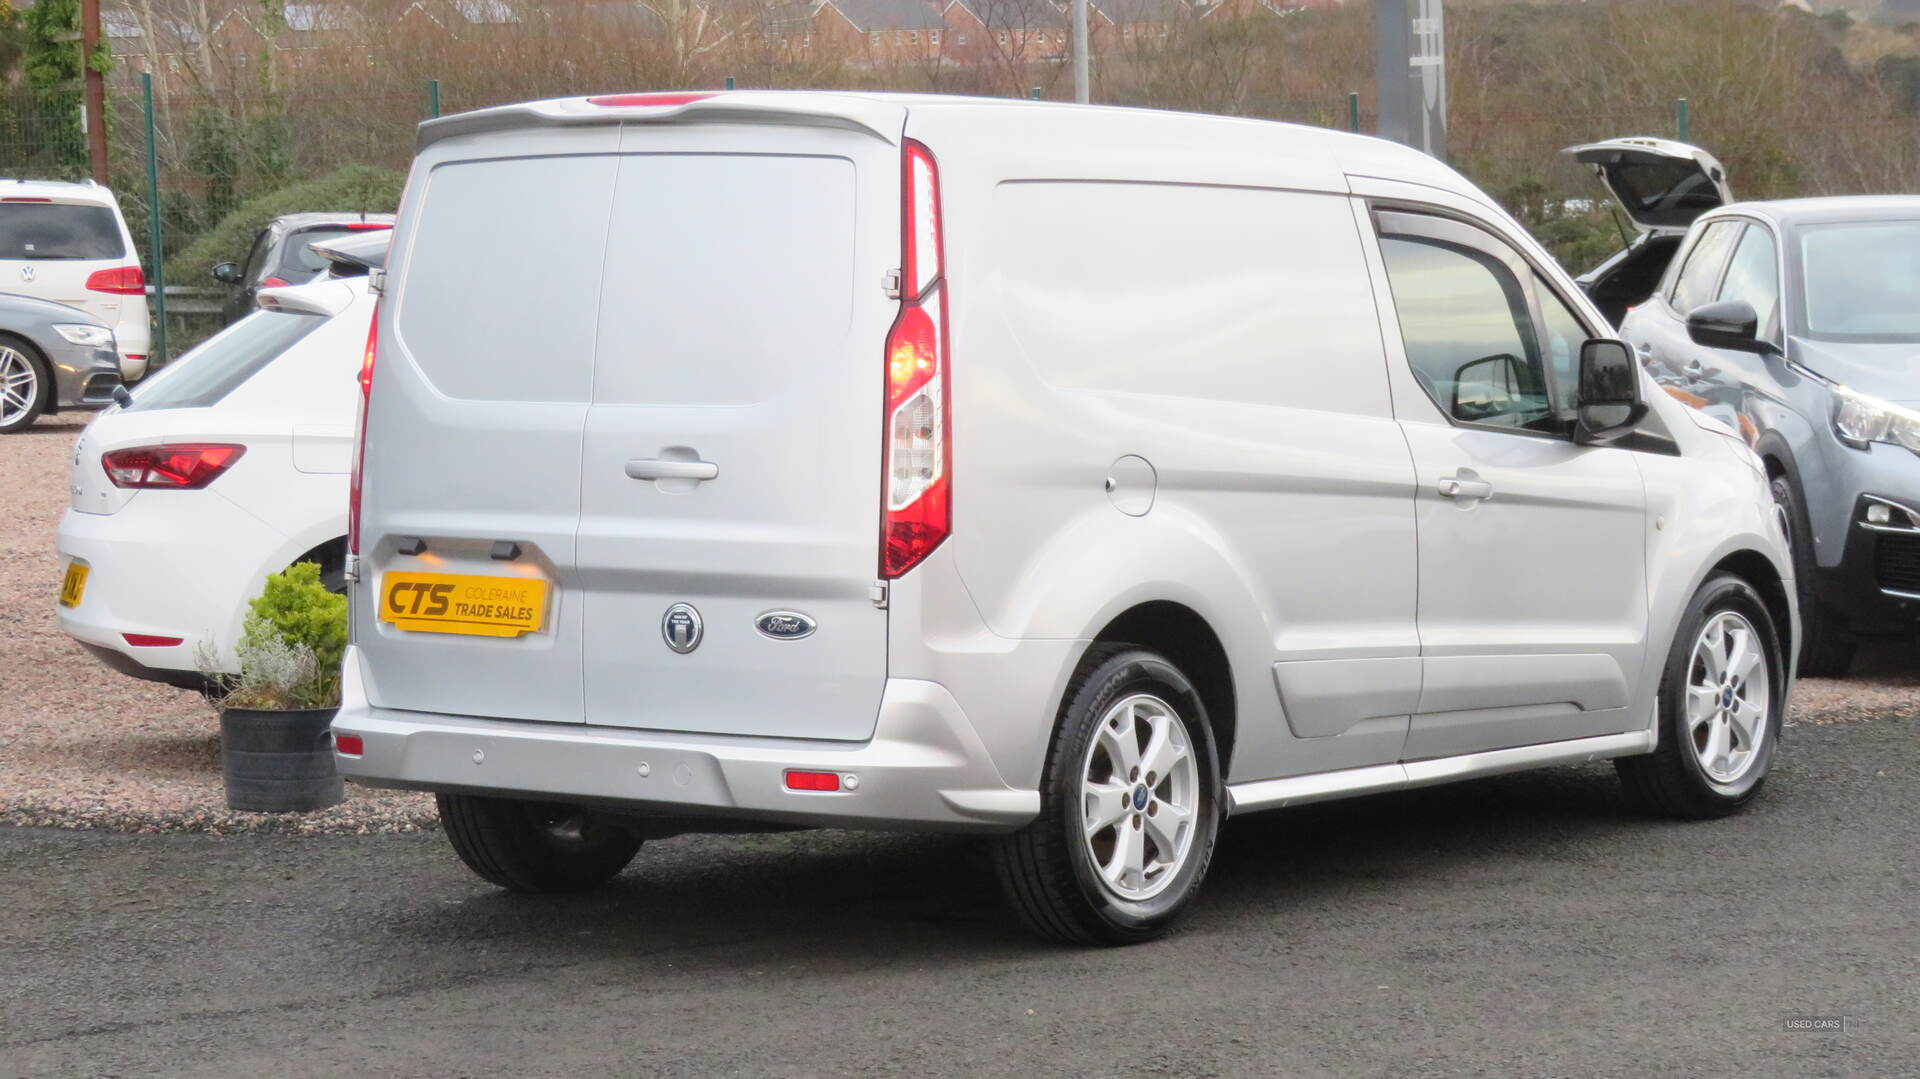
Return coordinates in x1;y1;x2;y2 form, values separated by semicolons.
586;92;718;108
881;140;951;579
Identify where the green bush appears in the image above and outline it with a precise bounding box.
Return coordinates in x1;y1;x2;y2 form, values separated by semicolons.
164;164;404;286
220;562;347;710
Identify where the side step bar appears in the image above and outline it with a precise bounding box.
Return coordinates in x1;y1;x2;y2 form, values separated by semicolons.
1225;730;1656;815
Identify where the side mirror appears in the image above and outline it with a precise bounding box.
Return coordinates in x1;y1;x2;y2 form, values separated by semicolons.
1687;299;1779;356
1451;353;1527;423
1575;338;1648;444
211;261;241;285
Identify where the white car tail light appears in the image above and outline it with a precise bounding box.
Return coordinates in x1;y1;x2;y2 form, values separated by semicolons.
100;443;244;489
85;265;145;295
882;141;951;579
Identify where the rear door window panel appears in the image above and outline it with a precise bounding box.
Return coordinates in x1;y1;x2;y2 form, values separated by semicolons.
0;203;125;260
395;153;619;403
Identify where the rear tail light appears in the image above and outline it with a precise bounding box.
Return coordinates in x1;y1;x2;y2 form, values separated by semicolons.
881;140;951;579
122;633;184;647
586;91;717;107
85;265;145;295
101;443;244;489
348;304;377;555
260;275;291;289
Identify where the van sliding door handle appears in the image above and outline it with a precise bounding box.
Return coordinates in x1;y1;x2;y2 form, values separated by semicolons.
625;459;718;482
1438;476;1494;501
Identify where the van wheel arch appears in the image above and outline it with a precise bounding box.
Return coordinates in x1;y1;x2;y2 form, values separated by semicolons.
1709;549;1793;675
1088;601;1236;777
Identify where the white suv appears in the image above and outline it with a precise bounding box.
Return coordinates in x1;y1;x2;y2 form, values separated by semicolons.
336;93;1797;944
0;179;153;381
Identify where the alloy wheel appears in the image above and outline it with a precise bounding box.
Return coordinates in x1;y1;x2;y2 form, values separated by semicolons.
1686;610;1772;784
0;346;37;426
1079;693;1201;902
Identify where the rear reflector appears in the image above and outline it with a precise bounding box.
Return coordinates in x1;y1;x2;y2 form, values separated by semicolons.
334;734;365;757
102;443;245;489
122;633;183;647
85;265;145;295
587;92;718;108
784;770;841;792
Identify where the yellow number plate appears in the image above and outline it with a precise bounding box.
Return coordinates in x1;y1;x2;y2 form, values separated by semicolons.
378;572;549;638
59;562;89;608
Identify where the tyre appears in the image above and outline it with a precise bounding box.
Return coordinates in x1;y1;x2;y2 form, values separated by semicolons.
1617;573;1785;819
991;647;1222;945
1770;475;1855;677
0;337;51;434
437;794;642;893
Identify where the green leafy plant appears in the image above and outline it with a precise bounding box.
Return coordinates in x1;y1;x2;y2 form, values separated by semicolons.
213;563;347;711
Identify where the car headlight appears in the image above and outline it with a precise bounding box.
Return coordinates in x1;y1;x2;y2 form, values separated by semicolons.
52;324;115;348
1833;387;1920;454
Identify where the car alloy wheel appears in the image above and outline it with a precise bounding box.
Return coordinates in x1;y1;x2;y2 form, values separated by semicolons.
0;344;39;427
1685;610;1772;785
1078;692;1201;903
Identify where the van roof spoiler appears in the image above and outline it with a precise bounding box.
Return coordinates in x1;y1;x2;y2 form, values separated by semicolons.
416;92;905;152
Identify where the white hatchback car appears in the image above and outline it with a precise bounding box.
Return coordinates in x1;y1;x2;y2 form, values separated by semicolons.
1;178;153;381
56;245;378;688
336;92;1797;944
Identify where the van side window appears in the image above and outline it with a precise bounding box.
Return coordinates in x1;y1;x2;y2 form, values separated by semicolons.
1669;220;1741;316
1378;236;1553;432
1717;224;1780;333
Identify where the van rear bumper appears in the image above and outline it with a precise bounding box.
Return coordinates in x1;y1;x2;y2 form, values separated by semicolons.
331;646;1038;833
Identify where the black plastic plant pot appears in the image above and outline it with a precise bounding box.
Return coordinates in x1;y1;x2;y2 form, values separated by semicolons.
219;706;345;813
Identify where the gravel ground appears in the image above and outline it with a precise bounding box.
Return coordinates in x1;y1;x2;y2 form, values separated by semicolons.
2;414;1914;835
0;417;433;834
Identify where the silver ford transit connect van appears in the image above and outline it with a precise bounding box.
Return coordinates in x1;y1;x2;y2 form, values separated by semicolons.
336;92;1796;944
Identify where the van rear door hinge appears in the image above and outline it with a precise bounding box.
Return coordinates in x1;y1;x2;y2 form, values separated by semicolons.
882;269;902;299
870;580;889;609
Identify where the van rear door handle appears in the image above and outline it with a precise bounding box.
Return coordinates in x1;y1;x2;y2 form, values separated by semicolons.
625;458;718;482
1438;476;1494;501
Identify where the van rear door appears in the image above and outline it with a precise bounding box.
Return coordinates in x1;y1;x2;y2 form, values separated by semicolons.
576;120;899;742
360;125;623;723
360;99;905;741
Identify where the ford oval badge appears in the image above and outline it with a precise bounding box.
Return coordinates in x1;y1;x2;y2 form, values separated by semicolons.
754;610;816;641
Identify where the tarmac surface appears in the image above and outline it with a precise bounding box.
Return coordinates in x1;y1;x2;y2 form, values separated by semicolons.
4;714;1915;1078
